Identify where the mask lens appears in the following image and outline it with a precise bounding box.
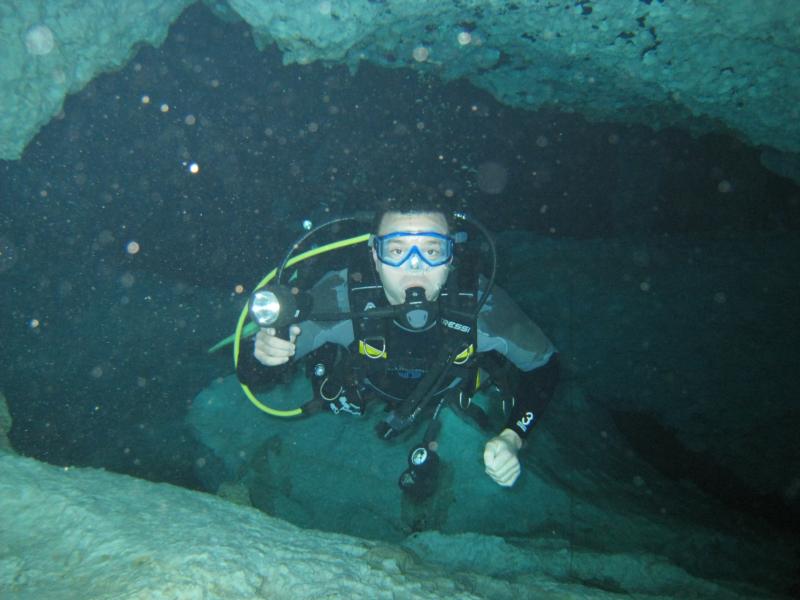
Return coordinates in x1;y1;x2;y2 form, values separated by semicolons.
376;232;453;267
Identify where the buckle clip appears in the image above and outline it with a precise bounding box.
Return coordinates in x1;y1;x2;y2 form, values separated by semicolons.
329;395;362;416
359;337;387;359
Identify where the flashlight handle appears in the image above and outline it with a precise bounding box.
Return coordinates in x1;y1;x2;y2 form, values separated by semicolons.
274;325;292;341
273;297;311;340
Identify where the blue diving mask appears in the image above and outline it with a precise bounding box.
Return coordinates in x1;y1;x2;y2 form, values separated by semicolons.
372;231;455;269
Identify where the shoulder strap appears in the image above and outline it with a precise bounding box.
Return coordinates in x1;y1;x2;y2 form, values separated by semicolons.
348;263;389;360
438;258;479;367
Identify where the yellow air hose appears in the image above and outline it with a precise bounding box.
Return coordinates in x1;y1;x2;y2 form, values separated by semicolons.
210;233;370;417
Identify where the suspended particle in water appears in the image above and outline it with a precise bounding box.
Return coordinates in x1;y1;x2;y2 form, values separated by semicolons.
0;236;18;273
717;180;733;193
412;46;430;62
120;272;135;288
25;25;55;56
476;161;509;195
126;241;140;255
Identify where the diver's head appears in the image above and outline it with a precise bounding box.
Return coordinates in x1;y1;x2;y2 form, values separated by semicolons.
370;190;454;306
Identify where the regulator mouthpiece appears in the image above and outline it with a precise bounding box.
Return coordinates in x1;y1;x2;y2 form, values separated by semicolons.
403;286;434;330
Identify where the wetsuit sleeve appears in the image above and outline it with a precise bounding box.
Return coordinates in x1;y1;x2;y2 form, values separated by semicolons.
505;353;559;440
476;281;559;440
235;269;355;388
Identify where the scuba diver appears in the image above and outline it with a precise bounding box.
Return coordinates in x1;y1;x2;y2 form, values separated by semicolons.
235;192;559;498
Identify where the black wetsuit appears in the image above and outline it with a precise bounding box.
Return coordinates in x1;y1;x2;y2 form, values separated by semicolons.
237;269;559;440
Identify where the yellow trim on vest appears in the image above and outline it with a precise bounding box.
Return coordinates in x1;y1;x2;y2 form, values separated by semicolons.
453;344;474;365
359;340;473;363
359;339;387;359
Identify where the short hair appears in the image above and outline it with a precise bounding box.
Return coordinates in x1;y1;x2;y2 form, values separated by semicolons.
372;185;454;233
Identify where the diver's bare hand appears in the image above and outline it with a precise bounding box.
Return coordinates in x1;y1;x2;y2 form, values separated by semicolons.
484;428;523;487
253;325;301;366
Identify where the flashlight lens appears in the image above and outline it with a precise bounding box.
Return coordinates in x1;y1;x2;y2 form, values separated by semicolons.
250;290;280;327
410;447;428;466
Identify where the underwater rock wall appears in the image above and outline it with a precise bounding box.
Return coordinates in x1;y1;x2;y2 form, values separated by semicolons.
229;0;800;157
496;232;800;517
2;1;799;181
4;450;784;599
0;0;193;160
186;375;797;596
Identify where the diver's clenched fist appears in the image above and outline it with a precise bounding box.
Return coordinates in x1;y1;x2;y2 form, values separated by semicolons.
484;428;523;487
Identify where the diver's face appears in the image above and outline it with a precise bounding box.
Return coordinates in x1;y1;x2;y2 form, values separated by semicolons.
372;211;452;305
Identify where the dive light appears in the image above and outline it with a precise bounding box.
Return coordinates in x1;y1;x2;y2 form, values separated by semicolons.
249;285;313;331
398;445;440;500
